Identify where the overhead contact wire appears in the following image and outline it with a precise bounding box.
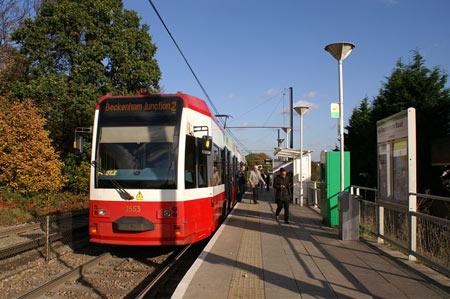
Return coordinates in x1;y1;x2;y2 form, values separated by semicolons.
148;0;251;151
147;0;223;126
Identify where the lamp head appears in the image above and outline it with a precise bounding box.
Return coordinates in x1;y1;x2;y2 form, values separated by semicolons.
294;106;309;115
325;42;355;61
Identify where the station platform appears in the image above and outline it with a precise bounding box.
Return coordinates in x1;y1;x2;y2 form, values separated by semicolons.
173;190;450;299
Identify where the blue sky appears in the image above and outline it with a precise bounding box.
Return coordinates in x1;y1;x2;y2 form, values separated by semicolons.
123;0;450;160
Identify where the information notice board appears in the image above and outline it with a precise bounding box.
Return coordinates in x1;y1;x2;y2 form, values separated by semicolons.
376;108;416;204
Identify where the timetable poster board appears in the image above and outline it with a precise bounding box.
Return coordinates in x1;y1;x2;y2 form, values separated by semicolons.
376;108;416;204
393;140;408;202
378;144;388;200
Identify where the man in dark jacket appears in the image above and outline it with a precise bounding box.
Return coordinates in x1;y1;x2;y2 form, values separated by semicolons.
265;173;271;191
273;168;291;223
235;165;247;202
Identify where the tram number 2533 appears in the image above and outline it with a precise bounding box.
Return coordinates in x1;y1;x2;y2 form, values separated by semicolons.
125;205;141;213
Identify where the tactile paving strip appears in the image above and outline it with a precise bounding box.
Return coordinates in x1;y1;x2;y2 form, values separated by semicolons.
228;203;265;299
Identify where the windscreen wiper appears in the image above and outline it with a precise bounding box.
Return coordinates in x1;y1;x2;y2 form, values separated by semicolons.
91;161;134;200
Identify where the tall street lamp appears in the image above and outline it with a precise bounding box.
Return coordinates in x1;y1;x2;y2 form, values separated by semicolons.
325;42;355;192
294;106;309;206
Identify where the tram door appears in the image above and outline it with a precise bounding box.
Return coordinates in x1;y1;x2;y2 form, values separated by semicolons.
221;149;227;217
232;156;237;205
228;152;234;211
225;150;232;213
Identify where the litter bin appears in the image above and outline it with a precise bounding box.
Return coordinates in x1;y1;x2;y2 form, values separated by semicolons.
338;191;359;240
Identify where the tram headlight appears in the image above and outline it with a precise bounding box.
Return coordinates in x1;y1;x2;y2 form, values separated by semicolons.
163;209;171;217
99;208;106;216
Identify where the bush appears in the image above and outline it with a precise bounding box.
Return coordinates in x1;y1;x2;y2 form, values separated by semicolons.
0;188;89;225
0;97;64;193
63;153;90;195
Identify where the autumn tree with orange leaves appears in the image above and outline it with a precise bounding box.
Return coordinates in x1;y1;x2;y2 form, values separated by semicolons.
0;97;64;193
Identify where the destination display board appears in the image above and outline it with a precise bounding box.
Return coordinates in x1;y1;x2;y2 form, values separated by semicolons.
98;96;183;126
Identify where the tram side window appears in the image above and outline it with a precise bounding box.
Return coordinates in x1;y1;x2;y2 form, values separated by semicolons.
185;135;196;189
197;138;208;188
213;144;222;186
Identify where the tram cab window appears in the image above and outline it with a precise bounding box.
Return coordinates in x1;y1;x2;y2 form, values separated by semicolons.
213;144;223;186
185;135;196;189
197;137;208;188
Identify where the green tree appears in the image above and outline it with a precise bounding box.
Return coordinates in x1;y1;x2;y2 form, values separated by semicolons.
11;0;161;154
346;97;377;187
346;51;450;193
0;46;29;97
246;153;271;173
311;161;321;182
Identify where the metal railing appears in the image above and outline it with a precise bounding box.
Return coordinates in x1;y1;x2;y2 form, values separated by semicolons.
306;182;450;275
307;181;322;208
350;187;450;275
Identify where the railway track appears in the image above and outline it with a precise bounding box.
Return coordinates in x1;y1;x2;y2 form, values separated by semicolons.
18;243;196;299
0;223;42;238
138;239;209;299
0;210;89;259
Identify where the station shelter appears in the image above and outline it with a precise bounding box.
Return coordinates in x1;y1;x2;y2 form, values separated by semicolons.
273;148;312;206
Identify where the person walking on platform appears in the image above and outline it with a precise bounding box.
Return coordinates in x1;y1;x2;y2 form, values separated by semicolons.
265;173;271;191
274;168;291;223
249;165;266;204
235;165;247;202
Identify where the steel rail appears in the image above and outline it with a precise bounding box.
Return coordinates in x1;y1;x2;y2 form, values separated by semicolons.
0;210;88;238
0;223;41;238
0;224;88;259
18;252;111;299
134;244;192;299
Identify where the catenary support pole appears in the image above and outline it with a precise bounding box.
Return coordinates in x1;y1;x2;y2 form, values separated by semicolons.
289;87;293;149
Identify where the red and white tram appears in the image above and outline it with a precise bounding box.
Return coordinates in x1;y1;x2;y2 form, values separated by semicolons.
88;90;244;245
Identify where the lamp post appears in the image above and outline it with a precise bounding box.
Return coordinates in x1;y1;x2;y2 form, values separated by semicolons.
294;106;309;206
325;42;355;192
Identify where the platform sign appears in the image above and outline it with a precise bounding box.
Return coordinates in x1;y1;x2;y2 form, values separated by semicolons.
331;103;339;118
376;108;416;204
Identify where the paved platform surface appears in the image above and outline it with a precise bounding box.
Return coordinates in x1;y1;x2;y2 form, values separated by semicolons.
173;190;450;299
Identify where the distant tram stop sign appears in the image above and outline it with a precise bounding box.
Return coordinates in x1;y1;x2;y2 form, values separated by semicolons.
376;108;417;204
330;103;339;118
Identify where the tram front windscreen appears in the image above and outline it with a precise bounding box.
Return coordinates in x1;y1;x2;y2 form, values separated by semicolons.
95;97;183;189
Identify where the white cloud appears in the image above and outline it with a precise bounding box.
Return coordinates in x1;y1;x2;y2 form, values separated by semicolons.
257;88;281;100
301;91;319;100
382;0;398;5
276;100;319;115
294;100;319;111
